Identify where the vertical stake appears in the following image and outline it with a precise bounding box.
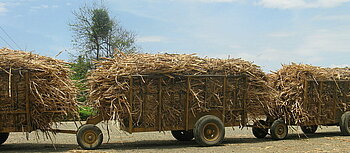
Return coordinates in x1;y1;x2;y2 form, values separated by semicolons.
185;77;190;131
25;71;31;132
128;76;133;133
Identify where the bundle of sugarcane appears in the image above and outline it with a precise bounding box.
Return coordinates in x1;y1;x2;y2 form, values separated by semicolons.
0;48;78;131
89;53;270;128
268;63;350;125
327;67;350;79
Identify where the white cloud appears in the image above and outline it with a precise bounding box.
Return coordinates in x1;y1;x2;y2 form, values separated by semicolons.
258;0;350;9
0;3;8;15
138;36;167;43
221;27;350;71
295;29;350;56
30;4;59;11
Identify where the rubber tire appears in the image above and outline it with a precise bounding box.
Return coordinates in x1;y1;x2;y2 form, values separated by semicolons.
252;120;268;138
171;130;194;141
77;124;103;150
193;115;225;146
270;119;288;140
0;133;9;145
301;125;317;134
340;112;350;135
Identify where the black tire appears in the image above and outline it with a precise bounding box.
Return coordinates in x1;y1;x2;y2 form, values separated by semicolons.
0;133;9;145
270;119;288;140
252;120;268;138
193;115;225;146
340;111;350;135
301;125;317;134
171;130;194;141
77;124;103;150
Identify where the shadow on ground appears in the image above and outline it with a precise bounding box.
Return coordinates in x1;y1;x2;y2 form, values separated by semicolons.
0;131;346;152
0;143;79;152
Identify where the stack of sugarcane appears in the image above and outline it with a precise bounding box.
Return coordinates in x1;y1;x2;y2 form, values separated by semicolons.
0;48;78;131
89;53;270;128
268;63;350;125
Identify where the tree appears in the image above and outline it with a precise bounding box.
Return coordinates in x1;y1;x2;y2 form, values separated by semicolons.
70;4;137;61
70;56;91;103
69;4;137;117
70;55;91;80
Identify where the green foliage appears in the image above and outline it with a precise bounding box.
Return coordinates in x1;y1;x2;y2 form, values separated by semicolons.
75;80;88;103
91;9;113;38
70;55;91;80
69;3;138;119
70;56;90;105
79;106;96;120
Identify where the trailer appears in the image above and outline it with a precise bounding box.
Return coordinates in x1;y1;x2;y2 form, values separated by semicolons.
0;70;76;146
252;79;350;140
76;74;267;149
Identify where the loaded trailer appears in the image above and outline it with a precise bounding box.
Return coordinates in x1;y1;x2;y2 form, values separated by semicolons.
0;70;77;145
252;79;350;140
76;74;268;149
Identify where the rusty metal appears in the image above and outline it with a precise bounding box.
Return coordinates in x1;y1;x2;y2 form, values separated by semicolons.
318;81;323;124
128;76;133;133
242;75;248;126
0;70;77;134
222;76;227;123
203;122;220;141
142;77;147;130
296;79;350;126
303;79;309;114
25;71;31;132
185;76;191;131
333;82;338;123
49;129;77;134
158;77;163;131
86;114;104;125
84;74;250;133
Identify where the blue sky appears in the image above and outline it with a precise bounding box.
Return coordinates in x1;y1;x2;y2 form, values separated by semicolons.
0;0;350;71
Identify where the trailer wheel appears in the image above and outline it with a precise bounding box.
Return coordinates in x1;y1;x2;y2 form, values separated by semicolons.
252;120;268;138
194;115;225;146
340;112;350;135
301;125;317;134
171;130;194;141
270;119;288;140
0;133;9;145
77;124;103;150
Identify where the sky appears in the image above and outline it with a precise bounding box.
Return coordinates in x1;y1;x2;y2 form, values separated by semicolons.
0;0;350;72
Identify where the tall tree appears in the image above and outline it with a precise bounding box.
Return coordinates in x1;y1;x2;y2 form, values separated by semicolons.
70;4;137;61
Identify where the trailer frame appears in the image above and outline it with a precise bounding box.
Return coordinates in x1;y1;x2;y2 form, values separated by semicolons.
0;70;77;144
254;79;350;140
79;74;261;149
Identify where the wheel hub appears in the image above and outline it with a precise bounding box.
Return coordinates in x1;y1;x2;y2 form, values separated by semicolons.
277;125;285;135
203;123;219;141
83;130;97;144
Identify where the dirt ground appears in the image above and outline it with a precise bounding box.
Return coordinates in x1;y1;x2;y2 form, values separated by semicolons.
1;122;349;153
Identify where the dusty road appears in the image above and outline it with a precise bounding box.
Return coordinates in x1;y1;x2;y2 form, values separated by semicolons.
0;122;349;153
